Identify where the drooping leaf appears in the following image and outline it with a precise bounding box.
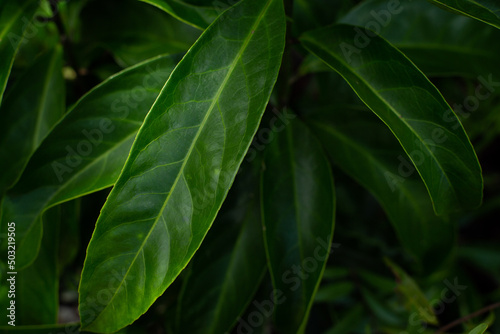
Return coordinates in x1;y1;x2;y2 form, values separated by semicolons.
139;0;221;30
427;0;500;30
0;206;60;326
79;0;200;67
0;46;65;194
177;163;266;334
78;0;286;331
0;0;40;105
384;258;438;325
306;106;455;270
339;0;500;78
0;55;178;269
301;24;483;215
261;118;335;333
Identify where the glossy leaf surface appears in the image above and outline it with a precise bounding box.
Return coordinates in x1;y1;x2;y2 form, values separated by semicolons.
0;55;177;269
427;0;500;29
339;0;500;78
301;24;483;215
0;46;65;193
261;118;335;333
79;0;286;331
0;0;39;105
306;106;455;269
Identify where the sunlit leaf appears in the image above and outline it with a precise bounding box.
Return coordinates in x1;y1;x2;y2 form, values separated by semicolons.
301;24;483;215
78;0;286;331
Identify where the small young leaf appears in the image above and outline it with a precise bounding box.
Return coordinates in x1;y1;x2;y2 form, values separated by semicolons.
301;24;483;215
78;0;286;331
261;118;335;333
384;258;438;325
468;323;489;334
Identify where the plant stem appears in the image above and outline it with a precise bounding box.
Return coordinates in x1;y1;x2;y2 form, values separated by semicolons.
48;0;79;76
434;302;500;334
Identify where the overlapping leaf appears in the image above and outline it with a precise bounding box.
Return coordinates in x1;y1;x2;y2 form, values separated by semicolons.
261;118;335;333
427;0;500;29
0;0;39;105
339;0;500;78
0;55;177;269
306;106;455;270
79;0;199;67
0;46;65;194
301;24;483;215
78;0;286;331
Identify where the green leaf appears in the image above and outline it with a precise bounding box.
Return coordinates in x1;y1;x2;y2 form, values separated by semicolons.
324;305;365;334
306;106;455;270
0;206;60;326
0;46;65;193
300;24;483;215
339;0;500;78
261;118;335;333
427;0;500;30
468;323;489;334
139;0;221;30
0;55;177;269
314;282;354;303
78;0;286;331
79;0;200;67
177;169;266;334
384;258;438;325
0;0;40;105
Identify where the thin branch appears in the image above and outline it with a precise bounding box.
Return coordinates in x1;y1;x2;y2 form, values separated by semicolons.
434;302;500;334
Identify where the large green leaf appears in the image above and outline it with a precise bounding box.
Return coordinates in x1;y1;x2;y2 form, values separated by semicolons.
306;106;455;270
0;206;60;327
301;24;483;215
427;0;500;30
78;0;286;331
139;0;220;30
0;46;65;194
261;118;335;333
0;0;39;105
177;163;266;334
339;0;500;78
0;55;177;269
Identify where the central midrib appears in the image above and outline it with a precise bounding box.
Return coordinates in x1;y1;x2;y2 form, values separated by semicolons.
303;35;459;209
86;0;275;327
